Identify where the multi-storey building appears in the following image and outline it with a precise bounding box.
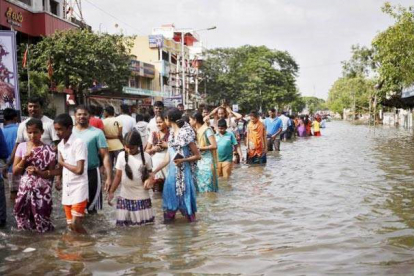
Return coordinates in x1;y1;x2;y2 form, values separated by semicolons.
0;0;82;115
152;24;206;109
123;24;207;110
0;0;80;41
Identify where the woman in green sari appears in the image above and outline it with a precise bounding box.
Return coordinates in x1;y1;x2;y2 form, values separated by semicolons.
189;112;219;192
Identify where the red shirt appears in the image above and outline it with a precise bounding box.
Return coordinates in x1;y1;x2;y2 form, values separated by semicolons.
89;117;104;130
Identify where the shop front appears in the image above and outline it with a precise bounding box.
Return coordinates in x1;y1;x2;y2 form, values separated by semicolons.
86;89;153;116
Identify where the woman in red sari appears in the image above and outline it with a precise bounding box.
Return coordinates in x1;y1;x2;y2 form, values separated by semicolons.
305;115;312;136
13;118;56;233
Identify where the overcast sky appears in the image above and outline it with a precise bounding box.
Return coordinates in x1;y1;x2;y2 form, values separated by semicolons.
81;0;412;100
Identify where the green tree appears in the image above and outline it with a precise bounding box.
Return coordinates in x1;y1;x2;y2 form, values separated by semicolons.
201;45;299;112
341;44;376;78
327;77;374;117
372;3;414;103
302;96;326;114
290;97;306;113
27;29;133;103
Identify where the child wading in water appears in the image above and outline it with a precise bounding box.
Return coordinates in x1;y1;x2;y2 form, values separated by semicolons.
13;118;56;233
53;114;89;234
108;130;154;226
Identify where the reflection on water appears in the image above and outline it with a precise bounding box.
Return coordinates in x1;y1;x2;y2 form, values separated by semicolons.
2;121;414;274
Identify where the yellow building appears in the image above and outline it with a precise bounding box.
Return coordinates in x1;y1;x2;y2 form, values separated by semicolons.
123;35;190;107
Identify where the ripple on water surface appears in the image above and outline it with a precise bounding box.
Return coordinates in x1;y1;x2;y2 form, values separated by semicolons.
2;121;414;275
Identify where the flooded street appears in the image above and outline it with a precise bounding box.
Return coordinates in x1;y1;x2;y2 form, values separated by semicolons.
2;120;414;275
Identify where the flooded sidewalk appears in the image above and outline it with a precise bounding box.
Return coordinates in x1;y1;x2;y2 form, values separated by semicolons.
1;121;414;275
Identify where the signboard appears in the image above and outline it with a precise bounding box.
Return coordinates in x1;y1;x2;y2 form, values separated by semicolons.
164;95;183;107
5;7;23;28
0;31;19;123
149;35;163;48
402;84;414;99
130;60;155;78
123;86;169;98
232;104;239;112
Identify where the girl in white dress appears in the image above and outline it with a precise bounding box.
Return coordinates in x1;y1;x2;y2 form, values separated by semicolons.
108;130;154;226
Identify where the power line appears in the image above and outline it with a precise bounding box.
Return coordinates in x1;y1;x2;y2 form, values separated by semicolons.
83;0;144;35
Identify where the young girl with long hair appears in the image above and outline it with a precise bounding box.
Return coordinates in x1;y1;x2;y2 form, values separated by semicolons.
13;118;56;232
108;130;154;226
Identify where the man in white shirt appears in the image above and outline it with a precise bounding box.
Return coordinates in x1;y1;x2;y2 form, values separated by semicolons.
279;112;291;141
116;104;136;137
134;114;149;149
53;113;88;234
16;96;58;145
208;105;242;132
147;101;164;135
6;96;60;196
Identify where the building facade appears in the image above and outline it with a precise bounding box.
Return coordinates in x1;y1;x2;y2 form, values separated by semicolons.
0;0;78;39
123;24;207;110
0;0;81;115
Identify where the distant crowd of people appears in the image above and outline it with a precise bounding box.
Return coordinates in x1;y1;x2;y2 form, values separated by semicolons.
0;97;325;233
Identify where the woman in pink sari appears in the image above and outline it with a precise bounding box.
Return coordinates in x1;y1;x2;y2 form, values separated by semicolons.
13;118;56;233
297;117;306;137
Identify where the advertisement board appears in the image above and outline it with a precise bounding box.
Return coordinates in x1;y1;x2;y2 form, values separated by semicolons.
402;84;414;99
149;35;163;48
0;31;19;123
164;95;183;107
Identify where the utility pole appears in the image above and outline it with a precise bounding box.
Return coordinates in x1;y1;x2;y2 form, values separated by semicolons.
259;88;262;114
181;31;185;108
176;26;216;109
353;91;356;121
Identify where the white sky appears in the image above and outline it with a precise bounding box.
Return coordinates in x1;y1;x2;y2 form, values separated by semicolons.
81;0;412;100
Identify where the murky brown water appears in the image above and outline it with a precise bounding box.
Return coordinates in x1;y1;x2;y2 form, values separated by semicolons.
2;121;414;275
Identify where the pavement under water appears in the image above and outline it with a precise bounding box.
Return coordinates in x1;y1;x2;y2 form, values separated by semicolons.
1;121;414;275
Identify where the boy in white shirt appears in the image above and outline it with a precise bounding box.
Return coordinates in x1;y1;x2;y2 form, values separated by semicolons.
52;114;88;234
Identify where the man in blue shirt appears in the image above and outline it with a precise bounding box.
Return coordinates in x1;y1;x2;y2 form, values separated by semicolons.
2;108;19;200
73;105;111;214
264;108;282;151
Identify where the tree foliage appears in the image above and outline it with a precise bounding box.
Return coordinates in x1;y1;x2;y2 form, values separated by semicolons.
290;96;326;114
302;96;327;114
341;44;376;78
327;76;374;116
201;45;299;112
372;3;414;100
27;29;133;102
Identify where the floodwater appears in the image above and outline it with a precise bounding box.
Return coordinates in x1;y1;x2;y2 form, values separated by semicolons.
2;121;414;275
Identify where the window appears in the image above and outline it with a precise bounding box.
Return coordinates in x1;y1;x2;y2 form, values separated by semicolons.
17;0;31;6
129;78;136;88
162;51;169;62
50;0;59;16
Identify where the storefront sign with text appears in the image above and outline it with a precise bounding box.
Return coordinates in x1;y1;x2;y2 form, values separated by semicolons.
5;7;23;28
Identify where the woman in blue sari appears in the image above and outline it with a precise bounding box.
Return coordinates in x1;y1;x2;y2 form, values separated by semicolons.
151;108;201;222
